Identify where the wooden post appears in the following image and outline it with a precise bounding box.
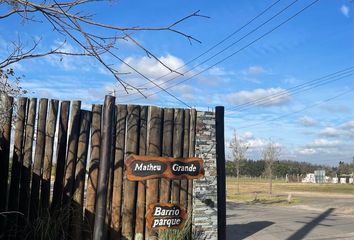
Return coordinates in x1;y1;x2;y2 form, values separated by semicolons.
122;105;140;240
187;109;196;213
160;108;174;203
30;98;48;221
180;109;190;209
171;109;183;204
41;99;59;210
19;98;37;219
145;106;163;239
71;110;92;240
216;106;226;240
63;100;81;206
0;95;13;231
52;101;70;211
93;95;115;240
109;105;127;239
135;106;148;240
7;97;27;237
85;104;102;239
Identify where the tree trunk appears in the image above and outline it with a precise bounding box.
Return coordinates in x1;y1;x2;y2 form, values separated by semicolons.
269;173;272;196
236;168;240;194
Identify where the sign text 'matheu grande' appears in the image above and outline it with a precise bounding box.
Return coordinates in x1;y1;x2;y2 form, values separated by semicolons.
125;154;204;181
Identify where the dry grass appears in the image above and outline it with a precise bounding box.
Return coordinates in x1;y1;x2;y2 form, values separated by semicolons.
227;177;354;206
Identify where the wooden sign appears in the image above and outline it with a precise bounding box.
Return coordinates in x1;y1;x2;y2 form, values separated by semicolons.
146;203;187;229
125;154;204;181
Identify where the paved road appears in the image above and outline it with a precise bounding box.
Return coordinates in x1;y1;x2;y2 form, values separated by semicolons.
226;202;354;240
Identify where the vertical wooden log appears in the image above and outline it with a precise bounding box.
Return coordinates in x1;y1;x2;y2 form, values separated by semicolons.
134;106;148;240
187;109;196;213
7;97;27;238
71;110;92;240
180;109;190;210
85;104;102;239
0;95;14;231
52;101;70;211
29;98;48;221
171;109;183;204
160;108;174;203
109;105;127;240
41;99;59;210
63;100;81;206
93;95;115;240
216;106;226;240
121;105;140;240
19;98;37;219
145;106;163;239
105;106;116;236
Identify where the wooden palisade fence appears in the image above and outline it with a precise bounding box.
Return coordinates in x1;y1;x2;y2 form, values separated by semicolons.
0;95;200;240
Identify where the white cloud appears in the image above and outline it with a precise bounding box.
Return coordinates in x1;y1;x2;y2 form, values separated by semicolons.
246;138;268;148
118;54;186;83
339;120;354;137
298;148;317;155
238;131;280;149
207;66;234;76
241;131;254;140
172;84;196;101
319;127;341;137
297;138;341;156
21;76;109;104
242;66;266;76
46;41;95;72
317;120;354;139
309;138;340;148
225;88;291;107
282;76;299;84
298;116;317;127
340;5;350;17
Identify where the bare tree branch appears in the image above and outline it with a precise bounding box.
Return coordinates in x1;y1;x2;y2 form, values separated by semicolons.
0;0;205;95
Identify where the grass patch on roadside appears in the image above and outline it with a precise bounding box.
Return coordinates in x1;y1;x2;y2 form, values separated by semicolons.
276;183;354;194
227;193;300;206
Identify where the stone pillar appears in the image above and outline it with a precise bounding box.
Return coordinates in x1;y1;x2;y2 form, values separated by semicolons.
192;111;218;239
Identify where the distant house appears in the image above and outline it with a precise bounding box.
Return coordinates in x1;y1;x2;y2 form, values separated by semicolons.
302;170;326;183
302;173;316;183
338;173;354;184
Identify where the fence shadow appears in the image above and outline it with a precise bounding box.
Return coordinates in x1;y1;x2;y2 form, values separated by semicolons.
226;221;274;240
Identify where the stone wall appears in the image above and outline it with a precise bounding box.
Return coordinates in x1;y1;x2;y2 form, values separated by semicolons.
192;111;218;239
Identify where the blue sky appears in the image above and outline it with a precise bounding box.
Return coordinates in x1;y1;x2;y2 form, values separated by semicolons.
0;0;353;165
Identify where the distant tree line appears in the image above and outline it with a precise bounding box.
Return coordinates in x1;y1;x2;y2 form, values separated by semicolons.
225;159;354;178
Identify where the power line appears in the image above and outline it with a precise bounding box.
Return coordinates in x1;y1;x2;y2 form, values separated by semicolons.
234;88;353;130
121;0;300;99
120;0;282;92
227;67;353;111
226;67;353;112
123;0;321;103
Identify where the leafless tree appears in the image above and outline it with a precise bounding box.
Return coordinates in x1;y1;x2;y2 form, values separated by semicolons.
0;0;207;125
0;0;207;94
0;68;27;128
262;140;281;196
230;130;249;194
